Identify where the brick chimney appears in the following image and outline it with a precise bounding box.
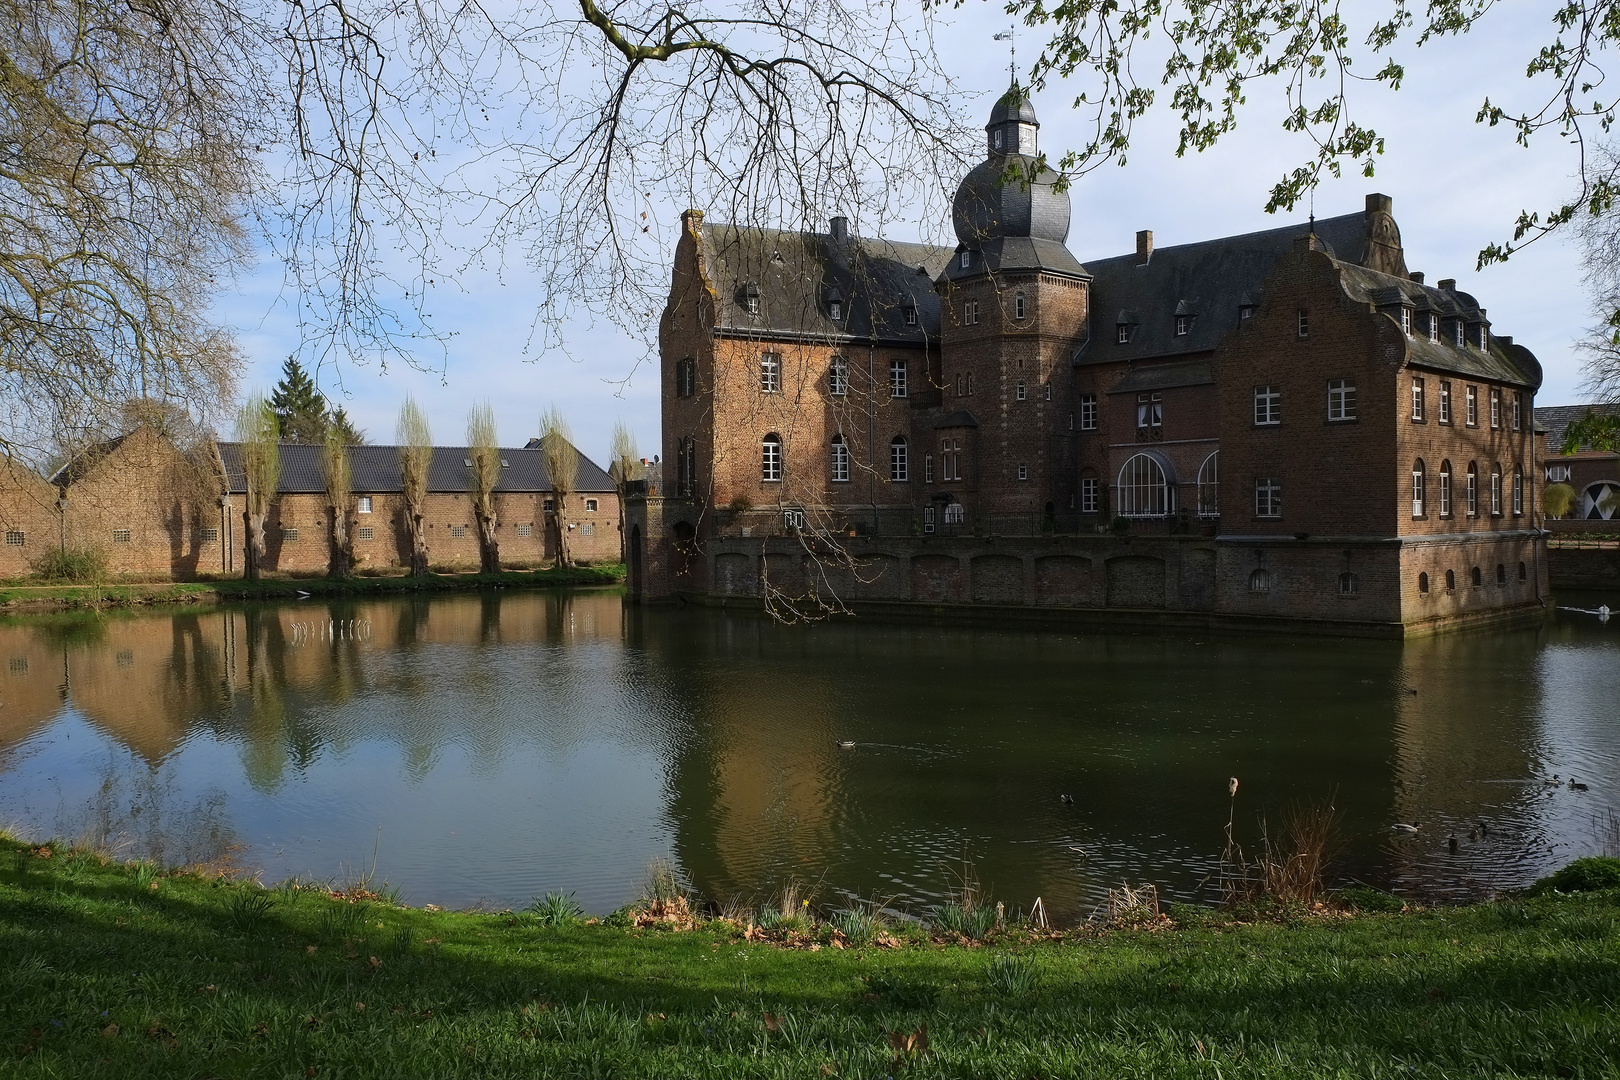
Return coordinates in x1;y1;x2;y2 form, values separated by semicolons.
829;216;849;245
1135;230;1153;266
1438;278;1456;292
1409;271;1425;284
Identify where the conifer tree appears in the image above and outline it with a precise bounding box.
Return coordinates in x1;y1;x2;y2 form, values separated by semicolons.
269;357;327;443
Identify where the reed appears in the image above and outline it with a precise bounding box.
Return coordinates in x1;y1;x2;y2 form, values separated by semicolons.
1221;794;1341;906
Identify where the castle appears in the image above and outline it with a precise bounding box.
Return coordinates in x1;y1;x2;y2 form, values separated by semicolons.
627;85;1549;634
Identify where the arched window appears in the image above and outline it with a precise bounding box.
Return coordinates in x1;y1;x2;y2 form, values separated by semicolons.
1412;458;1426;518
1583;480;1620;519
1338;572;1359;597
1439;460;1452;517
675;357;696;397
1466;462;1479;517
1471;566;1482;587
1513;466;1524;515
1446;569;1456;591
889;437;908;482
1519;561;1527;581
1490;464;1503;516
1249;569;1271;593
830;435;849;483
829;356;849;397
1196;452;1219;517
1419;572;1430;593
1118;453;1171;517
1496;563;1507;585
677;436;697;496
761;434;782;482
955;373;963;396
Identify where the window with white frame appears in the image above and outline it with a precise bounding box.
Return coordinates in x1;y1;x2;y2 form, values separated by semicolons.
1116;323;1130;344
959;250;971;269
904;306;918;326
923;505;935;534
582;522;595;536
1081;475;1100;514
1438;382;1451;423
963;299;979;325
1490;388;1501;429
1239;304;1255;320
1327;378;1356;421
585;499;598;512
1439;460;1452;517
1136;392;1162;431
1490;464;1503;515
357;496;373;513
944;502;964;525
1546;464;1571;482
760;353;780;393
889;437;908;482
1080;394;1097;430
1467;461;1479;516
890;358;908;398
1512;392;1522;431
1513;466;1524;515
1400;307;1412;335
828;299;842;321
1249;568;1271;593
1197;451;1219;517
1455;321;1465;346
514;524;529;537
1411;377;1425;421
1466;385;1478;426
1338;572;1360;597
1427;312;1439;342
1014;293;1027;319
924;452;933;483
1016;380;1026;401
783;508;805;532
1255;478;1282;519
1175;314;1190;336
761;434;782;482
940;438;962;481
1412;459;1426;517
1118;453;1171;517
830;436;849;483
1296;309;1310;337
1017;465;1028;481
1044;383;1052;401
1253;385;1281;426
829;355;848;397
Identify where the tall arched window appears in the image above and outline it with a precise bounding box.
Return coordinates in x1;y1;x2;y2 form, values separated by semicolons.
1419;571;1430;593
1466;462;1479;517
1513;466;1524;515
830;435;849;483
1446;569;1456;591
1249;568;1271;593
828;356;849;397
677;436;697;496
1118;453;1171;517
1439;460;1452;517
1490;464;1503;516
761;434;782;482
1196;452;1219;517
889;437;908;482
1412;458;1426;518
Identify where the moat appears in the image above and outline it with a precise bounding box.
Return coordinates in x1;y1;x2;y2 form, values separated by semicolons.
1;590;1615;919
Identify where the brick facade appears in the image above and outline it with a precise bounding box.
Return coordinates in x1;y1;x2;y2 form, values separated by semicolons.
630;87;1549;634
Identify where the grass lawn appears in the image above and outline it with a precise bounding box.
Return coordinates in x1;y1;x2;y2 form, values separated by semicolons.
0;565;624;611
2;840;1617;1078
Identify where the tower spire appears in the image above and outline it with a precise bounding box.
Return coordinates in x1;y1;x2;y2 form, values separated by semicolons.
993;28;1015;85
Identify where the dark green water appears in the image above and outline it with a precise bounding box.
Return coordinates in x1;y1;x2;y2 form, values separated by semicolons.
1;591;1615;919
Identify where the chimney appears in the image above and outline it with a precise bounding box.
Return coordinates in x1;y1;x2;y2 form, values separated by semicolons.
1409;271;1425;284
1365;192;1393;216
1135;230;1153;266
1497;335;1513;346
829;216;849;245
1293;234;1325;252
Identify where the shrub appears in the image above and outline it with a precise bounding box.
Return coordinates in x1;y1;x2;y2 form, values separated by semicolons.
32;546;107;583
1533;856;1620;894
986;952;1040;996
1543;482;1577;519
529;891;585;927
727;494;753;513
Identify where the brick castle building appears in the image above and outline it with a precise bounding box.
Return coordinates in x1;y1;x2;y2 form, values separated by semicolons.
627;86;1549;633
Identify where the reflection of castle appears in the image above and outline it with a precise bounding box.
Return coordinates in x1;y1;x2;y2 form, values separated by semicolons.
631;86;1548;634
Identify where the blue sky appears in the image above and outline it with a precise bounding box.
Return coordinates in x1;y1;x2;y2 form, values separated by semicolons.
215;4;1597;466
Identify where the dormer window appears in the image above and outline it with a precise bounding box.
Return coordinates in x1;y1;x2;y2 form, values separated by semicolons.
904;306;917;326
959;250;971;269
1175;315;1190;336
993;128;1004;151
829;300;842;321
1239;304;1255;320
1427;313;1439;342
741;281;761;314
1116;323;1131;344
1454;321;1464;346
1400;307;1412;335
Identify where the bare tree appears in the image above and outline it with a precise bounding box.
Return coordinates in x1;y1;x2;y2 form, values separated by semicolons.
322;426;354;578
608;421;639;563
467;403;502;574
538;406;579;569
235;394;280;582
396;398;432;577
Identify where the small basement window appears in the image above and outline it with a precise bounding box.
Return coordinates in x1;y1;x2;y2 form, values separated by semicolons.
282;528;299;541
3;530;22;546
112;529;131;542
357;526;374;540
449;525;467;538
516;524;532;537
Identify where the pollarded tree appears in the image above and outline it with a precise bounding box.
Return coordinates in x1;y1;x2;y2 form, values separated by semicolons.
235;395;280;582
396;399;432;577
608;422;640;563
467;403;502;574
322;425;354;578
538;407;579;569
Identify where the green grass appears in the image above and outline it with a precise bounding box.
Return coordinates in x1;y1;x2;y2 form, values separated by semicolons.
2;839;1618;1077
0;565;624;611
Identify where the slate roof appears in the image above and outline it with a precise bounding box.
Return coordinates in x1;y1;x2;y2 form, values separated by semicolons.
1077;210;1369;365
1107;359;1214;395
934;410;981;429
1535;403;1620;453
704;223;953;344
217;441;615;495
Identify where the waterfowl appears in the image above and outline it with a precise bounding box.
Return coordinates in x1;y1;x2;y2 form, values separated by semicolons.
1476;821;1491;838
1467;825;1479;842
1058;794;1074;806
1569;778;1589;792
1544;774;1562;785
836;740;856;749
1390;821;1421;834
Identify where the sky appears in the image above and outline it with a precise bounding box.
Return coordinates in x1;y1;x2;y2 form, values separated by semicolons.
214;4;1600;466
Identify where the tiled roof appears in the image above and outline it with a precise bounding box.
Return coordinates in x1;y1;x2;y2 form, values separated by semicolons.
217;441;616;495
1535;403;1620;453
703;223;953;343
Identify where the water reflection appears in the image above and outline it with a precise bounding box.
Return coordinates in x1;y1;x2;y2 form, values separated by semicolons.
1;592;1616;916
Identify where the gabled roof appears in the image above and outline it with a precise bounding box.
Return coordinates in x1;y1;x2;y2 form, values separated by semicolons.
217;441;616;495
1076;210;1370;365
702;223;953;344
47;433;132;488
1535;403;1620;453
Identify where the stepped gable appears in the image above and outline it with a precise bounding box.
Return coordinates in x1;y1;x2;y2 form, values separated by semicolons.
701;221;952;343
216;443;615;495
1077;209;1369;365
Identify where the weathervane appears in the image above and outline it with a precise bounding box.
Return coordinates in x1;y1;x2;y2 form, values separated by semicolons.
993;27;1015;84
